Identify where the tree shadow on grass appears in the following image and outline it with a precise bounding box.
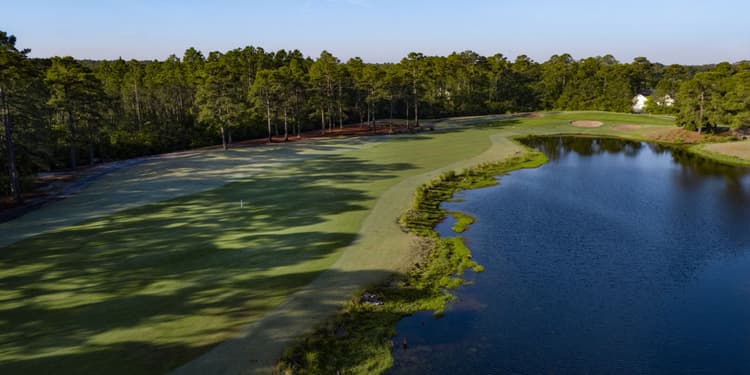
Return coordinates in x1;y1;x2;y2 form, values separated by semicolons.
0;268;402;375
0;154;417;375
0;116;524;374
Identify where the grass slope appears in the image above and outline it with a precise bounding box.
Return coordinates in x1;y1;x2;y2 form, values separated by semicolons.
0;112;707;375
694;140;750;166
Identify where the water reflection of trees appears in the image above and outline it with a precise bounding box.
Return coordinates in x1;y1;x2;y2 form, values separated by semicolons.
521;135;750;203
507;136;750;317
520;136;643;161
668;146;750;205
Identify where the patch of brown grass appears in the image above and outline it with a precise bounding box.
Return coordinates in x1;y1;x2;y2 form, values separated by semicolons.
648;128;703;143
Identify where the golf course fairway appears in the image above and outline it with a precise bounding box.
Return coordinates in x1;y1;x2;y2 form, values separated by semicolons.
3;112;732;375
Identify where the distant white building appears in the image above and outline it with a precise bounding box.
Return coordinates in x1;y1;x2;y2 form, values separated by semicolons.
632;94;649;113
632;92;674;113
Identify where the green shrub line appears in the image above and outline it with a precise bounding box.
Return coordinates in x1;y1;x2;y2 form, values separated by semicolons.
274;149;547;374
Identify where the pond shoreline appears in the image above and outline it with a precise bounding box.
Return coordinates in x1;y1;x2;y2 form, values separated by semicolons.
275;146;547;373
389;135;750;374
274;130;750;374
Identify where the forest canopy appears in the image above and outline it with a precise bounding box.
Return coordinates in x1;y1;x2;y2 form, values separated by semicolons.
2;30;749;201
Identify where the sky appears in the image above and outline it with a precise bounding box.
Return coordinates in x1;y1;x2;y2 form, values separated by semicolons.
4;0;749;65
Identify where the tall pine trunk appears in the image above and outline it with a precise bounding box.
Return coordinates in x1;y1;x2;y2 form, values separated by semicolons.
358;100;364;127
698;90;704;135
220;125;227;150
296;114;301;139
88;141;95;166
294;103;301;139
134;81;142;130
406;99;410;129
338;81;343;129
68;111;77;170
413;79;419;127
366;101;370;129
218;107;228;150
2;92;22;203
283;107;289;142
338;103;343;129
389;96;394;133
266;96;272;143
320;107;326;135
273;109;279;137
328;104;334;133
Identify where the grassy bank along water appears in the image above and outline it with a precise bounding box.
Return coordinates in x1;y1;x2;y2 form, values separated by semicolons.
689;142;750;167
274;150;548;374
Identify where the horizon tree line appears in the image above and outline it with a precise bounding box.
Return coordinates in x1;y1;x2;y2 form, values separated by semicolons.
2;30;750;203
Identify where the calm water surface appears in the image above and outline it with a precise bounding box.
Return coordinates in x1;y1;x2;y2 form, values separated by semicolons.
389;137;750;375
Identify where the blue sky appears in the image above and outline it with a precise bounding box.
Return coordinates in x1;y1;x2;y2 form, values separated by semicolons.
4;0;749;65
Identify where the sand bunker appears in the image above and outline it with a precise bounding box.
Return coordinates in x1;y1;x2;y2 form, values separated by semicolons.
570;120;603;128
613;124;642;130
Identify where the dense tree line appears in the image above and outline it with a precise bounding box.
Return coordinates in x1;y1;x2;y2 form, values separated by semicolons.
2;30;749;202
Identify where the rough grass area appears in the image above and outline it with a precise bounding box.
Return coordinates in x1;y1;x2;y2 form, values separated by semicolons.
449;211;475;233
695;140;750;166
274;151;546;374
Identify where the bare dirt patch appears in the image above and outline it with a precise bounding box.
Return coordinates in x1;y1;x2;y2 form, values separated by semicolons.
570;120;604;128
613;124;642;130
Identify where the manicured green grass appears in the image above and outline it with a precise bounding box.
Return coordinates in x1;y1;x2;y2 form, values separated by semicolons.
0;118;506;375
3;111;737;375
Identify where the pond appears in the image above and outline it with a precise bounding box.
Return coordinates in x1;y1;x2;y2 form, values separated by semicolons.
388;136;750;374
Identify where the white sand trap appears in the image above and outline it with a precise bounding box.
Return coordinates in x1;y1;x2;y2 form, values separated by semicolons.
570;120;603;128
613;124;642;130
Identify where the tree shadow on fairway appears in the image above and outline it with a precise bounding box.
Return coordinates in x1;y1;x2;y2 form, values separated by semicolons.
0;155;417;375
1;268;401;375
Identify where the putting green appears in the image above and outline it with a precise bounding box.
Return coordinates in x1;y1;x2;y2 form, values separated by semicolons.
0;112;683;375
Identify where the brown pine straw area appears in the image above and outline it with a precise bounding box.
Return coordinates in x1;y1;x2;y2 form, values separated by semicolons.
647;128;704;143
570;120;604;127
